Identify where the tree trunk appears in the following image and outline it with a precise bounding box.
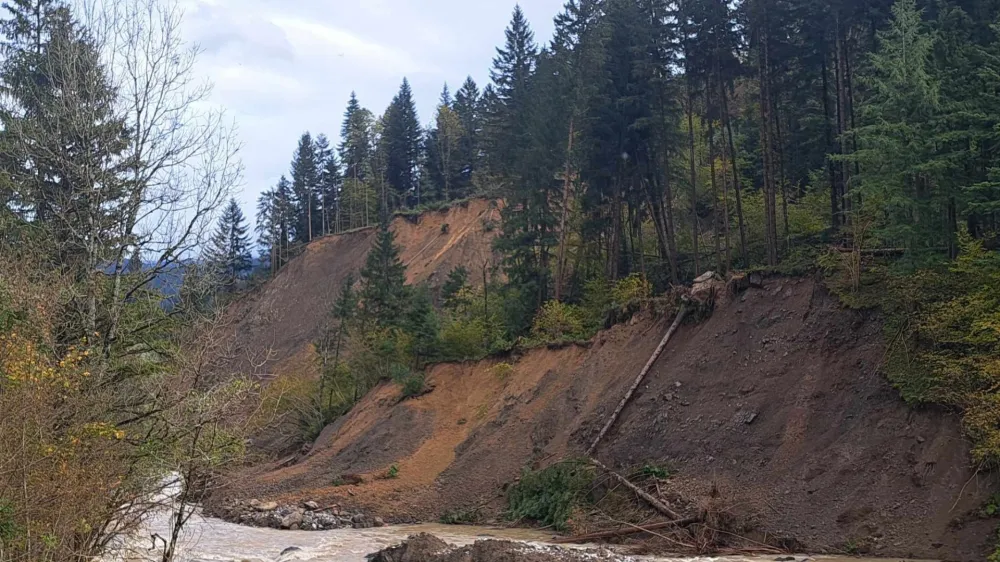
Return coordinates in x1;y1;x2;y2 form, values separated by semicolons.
719;74;748;268
822;52;840;230
687;79;700;276
775;108;790;250
835;15;851;222
756;6;778;267
555;117;575;301
707;76;723;274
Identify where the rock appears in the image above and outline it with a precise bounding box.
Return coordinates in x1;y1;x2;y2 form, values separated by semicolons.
279;546;302;557
303;500;320;511
248;498;260;508
691;271;726;306
916;436;926;444
352;513;375;529
373;516;386;527
255;501;278;512
280;510;304;529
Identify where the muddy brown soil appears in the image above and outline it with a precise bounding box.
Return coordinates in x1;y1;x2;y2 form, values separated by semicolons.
367;533;629;562
209;202;996;561
215;276;996;561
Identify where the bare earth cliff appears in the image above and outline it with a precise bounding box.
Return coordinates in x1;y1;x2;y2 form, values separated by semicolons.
214;201;995;561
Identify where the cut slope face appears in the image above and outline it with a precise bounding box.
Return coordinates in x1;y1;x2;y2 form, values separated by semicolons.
222;277;993;560
220;199;501;380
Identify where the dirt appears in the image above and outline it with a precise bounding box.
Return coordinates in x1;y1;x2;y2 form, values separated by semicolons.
368;534;629;562
211;202;997;561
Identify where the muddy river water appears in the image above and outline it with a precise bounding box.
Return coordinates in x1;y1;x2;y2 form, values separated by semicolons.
106;508;931;562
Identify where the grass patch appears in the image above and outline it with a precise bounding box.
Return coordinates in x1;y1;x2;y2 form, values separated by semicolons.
440;507;481;525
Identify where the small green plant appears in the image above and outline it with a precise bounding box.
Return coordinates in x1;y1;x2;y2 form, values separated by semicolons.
440;507;480;525
530;300;586;343
983;493;1000;517
386;464;399;479
491;362;514;381
636;463;673;480
331;476;346;487
989;526;1000;562
506;460;595;531
400;373;426;399
0;500;19;542
611;273;652;306
475;403;488;420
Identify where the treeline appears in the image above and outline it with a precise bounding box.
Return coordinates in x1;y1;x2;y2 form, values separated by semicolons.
255;78;488;275
259;0;1000;299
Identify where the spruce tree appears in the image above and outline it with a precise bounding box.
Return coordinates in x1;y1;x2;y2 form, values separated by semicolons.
425;84;464;201
315;133;340;235
290;132;321;243
453;76;482;192
404;285;439;366
340;92;373;184
206;198;252;290
360;222;408;329
486;5;538;176
849;0;941;259
383;78;422;208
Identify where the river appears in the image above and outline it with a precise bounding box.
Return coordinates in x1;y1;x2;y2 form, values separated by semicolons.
104;507;932;562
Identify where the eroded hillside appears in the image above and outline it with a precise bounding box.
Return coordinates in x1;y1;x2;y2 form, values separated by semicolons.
218;199;501;381
217;274;994;560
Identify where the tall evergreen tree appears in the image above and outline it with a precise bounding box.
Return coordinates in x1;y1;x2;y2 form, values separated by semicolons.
256;176;294;275
486;5;538;176
206;198;253;289
383;78;422;208
425;84;464;201
290;132;321;243
315;133;340;235
360;222;409;329
453;76;482;192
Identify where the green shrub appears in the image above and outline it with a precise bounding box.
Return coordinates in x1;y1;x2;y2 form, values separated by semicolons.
438;317;487;361
611;274;652;306
400;373;426;399
0;499;19;542
491;362;514;381
530;301;586;343
386;464;399;479
506;461;595;531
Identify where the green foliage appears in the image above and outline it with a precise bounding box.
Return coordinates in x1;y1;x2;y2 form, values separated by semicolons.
635;464;673;480
506;461;595;531
440;507;480;525
438;316;488;361
0;499;19;542
404;285;440;365
386;464;400;479
441;266;469;307
360;224;409;329
982;493;1000;518
530;300;587;344
491;362;514;381
611;274;653;306
399;372;426;399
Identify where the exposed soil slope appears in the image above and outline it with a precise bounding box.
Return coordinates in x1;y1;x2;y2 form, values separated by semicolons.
221;276;995;560
219;199;501;380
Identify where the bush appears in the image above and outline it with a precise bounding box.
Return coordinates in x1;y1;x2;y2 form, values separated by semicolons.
491;362;514;381
440;507;480;525
530;301;586;344
400;373;426;399
438;317;487;361
506;461;595;531
611;274;652;306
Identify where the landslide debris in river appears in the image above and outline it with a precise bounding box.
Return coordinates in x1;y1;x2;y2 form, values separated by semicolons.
367;533;629;562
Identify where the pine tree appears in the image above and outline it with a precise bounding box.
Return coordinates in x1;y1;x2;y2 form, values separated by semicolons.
425;84;464;201
256;176;294;275
360;222;408;329
848;0;942;259
206;198;252;290
290;132;321;243
404;285;439;366
486;5;538;176
453;76;482;193
315;133;340;235
340;92;373;185
383;78;422;208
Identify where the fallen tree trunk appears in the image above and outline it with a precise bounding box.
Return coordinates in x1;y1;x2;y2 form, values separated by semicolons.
552;517;701;544
590;458;681;520
587;305;688;455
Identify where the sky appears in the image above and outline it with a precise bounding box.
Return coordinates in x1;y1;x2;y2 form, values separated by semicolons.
177;0;567;219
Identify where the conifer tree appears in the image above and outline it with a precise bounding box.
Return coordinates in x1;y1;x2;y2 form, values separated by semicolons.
340;92;373;185
360;221;408;329
425;84;464;201
206;198;252;290
383;78;422;208
290;132;321;242
453;76;482;192
256;176;294;275
848;0;942;258
486;5;538;176
315;133;340;235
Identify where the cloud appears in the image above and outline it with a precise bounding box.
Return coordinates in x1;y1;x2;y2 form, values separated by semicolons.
270;16;431;76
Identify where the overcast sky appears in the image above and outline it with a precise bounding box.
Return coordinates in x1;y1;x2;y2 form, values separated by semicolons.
177;0;566;218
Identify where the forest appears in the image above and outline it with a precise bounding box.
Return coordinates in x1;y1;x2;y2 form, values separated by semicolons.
3;0;1000;559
